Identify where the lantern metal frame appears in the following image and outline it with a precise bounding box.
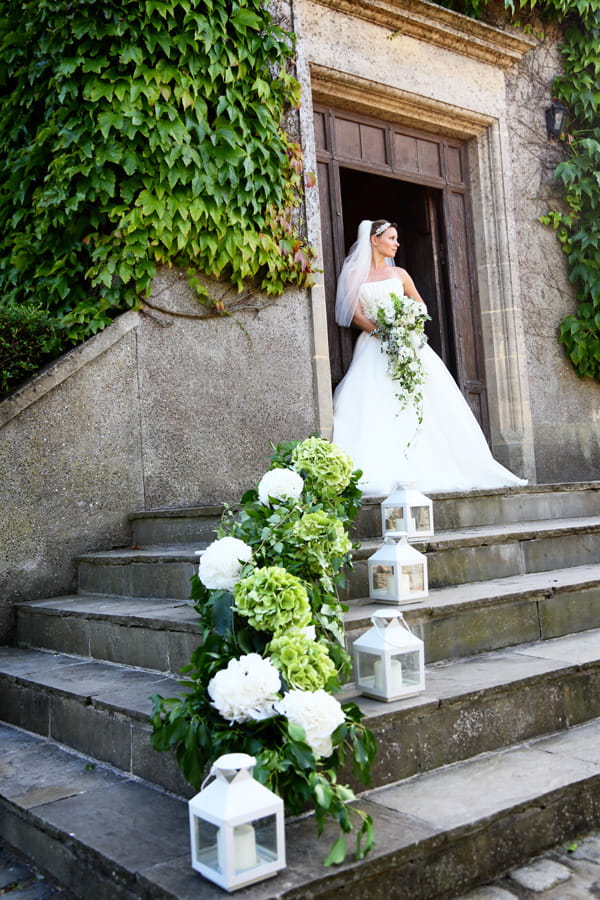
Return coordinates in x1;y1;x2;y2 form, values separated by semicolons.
188;752;286;892
381;484;434;541
367;536;428;604
353;609;426;701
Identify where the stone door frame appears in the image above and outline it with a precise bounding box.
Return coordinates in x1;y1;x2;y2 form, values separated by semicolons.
296;5;536;479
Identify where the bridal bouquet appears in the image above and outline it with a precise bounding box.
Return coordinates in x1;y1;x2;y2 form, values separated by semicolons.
150;437;377;865
363;291;430;420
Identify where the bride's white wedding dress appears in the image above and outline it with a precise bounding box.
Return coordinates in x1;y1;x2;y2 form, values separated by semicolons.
332;279;527;496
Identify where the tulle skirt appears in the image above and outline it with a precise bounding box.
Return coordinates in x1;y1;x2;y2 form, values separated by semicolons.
332;332;527;496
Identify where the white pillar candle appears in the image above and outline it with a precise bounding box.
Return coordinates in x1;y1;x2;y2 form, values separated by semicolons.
389;658;403;692
374;658;403;693
398;573;410;593
217;823;257;873
234;823;257;870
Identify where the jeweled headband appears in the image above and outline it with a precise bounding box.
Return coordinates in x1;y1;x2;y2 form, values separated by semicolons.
373;221;392;237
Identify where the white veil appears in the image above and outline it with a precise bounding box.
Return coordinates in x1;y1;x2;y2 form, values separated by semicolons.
335;219;373;327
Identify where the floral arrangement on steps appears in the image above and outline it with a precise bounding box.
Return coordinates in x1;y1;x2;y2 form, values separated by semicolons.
150;437;377;865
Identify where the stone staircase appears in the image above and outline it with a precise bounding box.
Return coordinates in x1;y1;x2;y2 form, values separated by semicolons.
0;482;599;899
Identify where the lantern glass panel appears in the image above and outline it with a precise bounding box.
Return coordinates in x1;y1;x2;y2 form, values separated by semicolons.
372;563;395;596
410;505;431;534
384;506;405;533
192;818;220;874
252;816;279;868
394;650;422;689
401;563;424;593
355;650;378;689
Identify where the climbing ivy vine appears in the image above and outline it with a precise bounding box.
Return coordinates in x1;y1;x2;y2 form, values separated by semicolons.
0;0;313;359
437;0;600;382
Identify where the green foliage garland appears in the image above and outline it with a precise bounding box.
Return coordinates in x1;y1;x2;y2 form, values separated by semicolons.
151;438;376;865
0;0;313;357
435;0;600;381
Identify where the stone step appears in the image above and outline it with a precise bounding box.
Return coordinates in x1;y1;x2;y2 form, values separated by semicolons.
1;716;600;899
15;564;600;670
129;505;222;547
345;514;600;598
2;627;600;797
75;514;600;599
347;563;600;663
128;483;600;546
356;481;600;537
16;595;200;674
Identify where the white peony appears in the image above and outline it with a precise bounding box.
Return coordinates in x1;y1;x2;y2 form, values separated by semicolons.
276;689;346;758
208;653;281;723
197;536;253;590
258;468;304;505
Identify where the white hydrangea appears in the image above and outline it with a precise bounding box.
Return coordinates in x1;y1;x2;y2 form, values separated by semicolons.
276;689;346;758
197;536;253;590
258;468;304;505
208;653;281;724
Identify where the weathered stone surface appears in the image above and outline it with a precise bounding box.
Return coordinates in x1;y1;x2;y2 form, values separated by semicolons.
509;858;572;891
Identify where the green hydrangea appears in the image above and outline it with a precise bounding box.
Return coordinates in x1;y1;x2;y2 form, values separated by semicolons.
291;437;354;499
267;628;337;691
290;511;352;588
233;566;311;634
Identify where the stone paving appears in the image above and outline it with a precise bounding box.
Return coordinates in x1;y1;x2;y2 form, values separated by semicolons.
0;844;72;900
457;831;600;900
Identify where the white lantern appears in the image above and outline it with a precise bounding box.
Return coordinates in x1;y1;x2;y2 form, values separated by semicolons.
381;484;434;541
188;752;286;892
367;536;428;604
353;609;425;701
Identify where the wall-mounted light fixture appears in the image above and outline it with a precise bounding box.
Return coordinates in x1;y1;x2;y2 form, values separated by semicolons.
545;99;568;140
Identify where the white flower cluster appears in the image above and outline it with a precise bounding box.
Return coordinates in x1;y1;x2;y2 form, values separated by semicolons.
258;467;304;505
276;689;345;758
208;653;281;723
362;292;396;324
197;536;253;590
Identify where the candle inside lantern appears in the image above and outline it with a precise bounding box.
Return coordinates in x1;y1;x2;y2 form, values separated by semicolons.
398;572;410;593
217;823;257;873
374;658;403;693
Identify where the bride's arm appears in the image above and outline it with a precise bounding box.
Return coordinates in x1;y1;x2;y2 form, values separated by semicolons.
400;268;426;304
351;307;378;334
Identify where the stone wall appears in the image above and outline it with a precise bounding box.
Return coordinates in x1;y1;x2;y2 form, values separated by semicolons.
0;270;320;640
504;24;600;482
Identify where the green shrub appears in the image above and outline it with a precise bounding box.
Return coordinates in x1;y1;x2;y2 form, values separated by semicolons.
0;305;60;397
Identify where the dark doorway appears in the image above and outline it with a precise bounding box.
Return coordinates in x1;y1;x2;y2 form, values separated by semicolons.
337;168;456;378
314;105;490;435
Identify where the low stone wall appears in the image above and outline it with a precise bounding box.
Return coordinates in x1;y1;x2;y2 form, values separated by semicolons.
0;270;321;640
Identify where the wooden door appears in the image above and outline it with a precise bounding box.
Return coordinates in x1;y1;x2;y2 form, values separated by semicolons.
314;106;490;435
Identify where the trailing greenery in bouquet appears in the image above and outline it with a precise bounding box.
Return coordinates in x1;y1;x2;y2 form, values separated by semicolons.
150;437;377;865
363;290;431;421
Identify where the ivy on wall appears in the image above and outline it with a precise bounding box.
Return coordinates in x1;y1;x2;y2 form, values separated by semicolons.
0;0;313;360
437;0;600;382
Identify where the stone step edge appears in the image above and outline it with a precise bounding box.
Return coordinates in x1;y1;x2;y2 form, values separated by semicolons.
128;481;600;519
75;515;600;564
2;717;600;900
2;626;600;736
18;562;600;632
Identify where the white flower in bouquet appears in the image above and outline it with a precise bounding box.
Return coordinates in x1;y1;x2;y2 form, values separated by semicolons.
258;467;304;505
208;653;281;723
364;291;430;417
197;536;253;590
276;689;345;758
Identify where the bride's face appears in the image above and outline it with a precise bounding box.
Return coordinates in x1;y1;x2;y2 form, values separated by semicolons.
373;227;399;259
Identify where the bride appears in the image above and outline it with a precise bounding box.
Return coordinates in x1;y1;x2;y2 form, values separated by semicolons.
332;219;527;496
